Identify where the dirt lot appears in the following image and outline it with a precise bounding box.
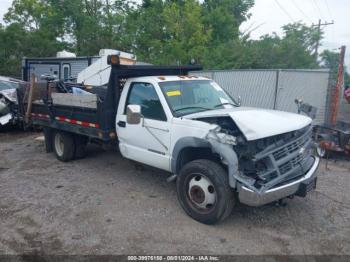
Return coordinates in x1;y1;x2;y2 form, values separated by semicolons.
0;131;350;255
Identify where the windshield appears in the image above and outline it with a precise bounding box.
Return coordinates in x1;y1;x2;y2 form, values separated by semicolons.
0;80;19;91
159;80;238;116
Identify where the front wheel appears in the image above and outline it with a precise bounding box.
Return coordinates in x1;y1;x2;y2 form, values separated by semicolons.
176;159;235;224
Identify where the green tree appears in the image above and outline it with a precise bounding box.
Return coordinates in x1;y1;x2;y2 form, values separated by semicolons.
202;0;253;43
200;0;253;69
4;0;133;56
122;0;167;63
321;49;350;85
0;0;342;78
125;0;210;65
244;22;321;69
0;0;67;76
321;49;342;73
4;0;65;36
161;0;211;65
48;0;132;55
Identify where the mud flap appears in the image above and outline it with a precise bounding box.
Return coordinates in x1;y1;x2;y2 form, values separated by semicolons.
43;127;54;153
295;177;317;197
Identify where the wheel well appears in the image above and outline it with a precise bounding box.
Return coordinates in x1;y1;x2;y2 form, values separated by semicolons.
176;147;222;173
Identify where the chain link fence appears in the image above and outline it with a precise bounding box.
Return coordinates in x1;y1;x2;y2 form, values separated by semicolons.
193;69;331;124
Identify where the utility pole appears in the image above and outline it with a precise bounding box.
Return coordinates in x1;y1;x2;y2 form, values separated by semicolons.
330;45;346;125
312;19;334;59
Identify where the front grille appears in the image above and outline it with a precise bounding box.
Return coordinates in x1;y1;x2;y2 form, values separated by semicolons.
278;153;305;174
272;129;311;161
249;125;314;191
271;126;312;176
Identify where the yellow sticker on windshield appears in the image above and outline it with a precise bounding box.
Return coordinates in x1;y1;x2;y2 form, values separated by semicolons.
167;90;181;97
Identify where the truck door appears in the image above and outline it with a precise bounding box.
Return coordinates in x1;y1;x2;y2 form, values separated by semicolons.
116;82;171;171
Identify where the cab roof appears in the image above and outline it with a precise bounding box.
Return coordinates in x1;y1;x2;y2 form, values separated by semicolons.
133;75;211;83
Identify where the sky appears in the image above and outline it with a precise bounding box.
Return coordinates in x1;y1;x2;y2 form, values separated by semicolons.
0;0;349;68
239;0;350;68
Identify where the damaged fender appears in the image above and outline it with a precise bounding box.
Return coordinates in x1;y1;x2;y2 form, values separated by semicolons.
205;127;256;191
171;137;211;174
171;127;257;192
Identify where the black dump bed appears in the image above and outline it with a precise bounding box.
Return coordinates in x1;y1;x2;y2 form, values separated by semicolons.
24;58;202;141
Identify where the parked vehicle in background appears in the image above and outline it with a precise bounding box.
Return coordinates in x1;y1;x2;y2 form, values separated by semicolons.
22;49;137;83
24;55;320;224
314;122;350;157
0;76;27;127
0;76;22;91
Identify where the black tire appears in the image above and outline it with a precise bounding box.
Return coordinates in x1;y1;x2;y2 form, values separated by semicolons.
176;159;235;224
53;131;75;162
74;135;88;159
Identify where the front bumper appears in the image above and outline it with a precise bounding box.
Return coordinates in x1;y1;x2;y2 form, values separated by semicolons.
238;156;320;206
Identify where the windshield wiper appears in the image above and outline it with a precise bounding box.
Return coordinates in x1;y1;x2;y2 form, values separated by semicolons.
214;102;237;108
174;106;212;113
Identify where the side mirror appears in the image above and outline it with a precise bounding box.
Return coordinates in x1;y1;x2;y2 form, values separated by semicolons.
237;96;242;106
127;104;142;125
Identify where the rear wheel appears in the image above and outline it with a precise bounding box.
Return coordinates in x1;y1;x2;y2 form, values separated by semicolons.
53;131;75;162
176;159;235;224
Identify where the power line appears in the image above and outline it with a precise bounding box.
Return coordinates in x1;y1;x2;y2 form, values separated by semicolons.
291;0;312;23
312;0;325;20
246;22;266;36
274;0;295;23
242;22;257;35
324;0;333;21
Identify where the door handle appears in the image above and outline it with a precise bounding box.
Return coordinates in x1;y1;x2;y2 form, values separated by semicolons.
117;121;126;128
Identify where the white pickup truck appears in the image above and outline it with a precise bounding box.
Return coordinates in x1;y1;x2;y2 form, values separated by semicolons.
29;55;320;224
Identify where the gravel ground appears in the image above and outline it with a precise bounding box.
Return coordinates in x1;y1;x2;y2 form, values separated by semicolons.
0;131;349;255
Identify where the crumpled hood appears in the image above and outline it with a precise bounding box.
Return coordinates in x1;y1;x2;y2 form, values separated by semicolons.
0;88;17;103
185;107;312;141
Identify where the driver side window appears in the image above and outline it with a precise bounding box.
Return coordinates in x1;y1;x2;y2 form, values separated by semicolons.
125;82;167;121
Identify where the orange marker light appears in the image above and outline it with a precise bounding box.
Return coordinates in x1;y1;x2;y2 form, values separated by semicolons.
107;55;120;65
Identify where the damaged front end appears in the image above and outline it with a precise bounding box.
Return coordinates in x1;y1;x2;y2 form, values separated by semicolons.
0;89;18;126
201;116;319;206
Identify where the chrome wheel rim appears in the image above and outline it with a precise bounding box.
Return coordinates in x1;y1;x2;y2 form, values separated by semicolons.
187;174;217;211
54;134;64;156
